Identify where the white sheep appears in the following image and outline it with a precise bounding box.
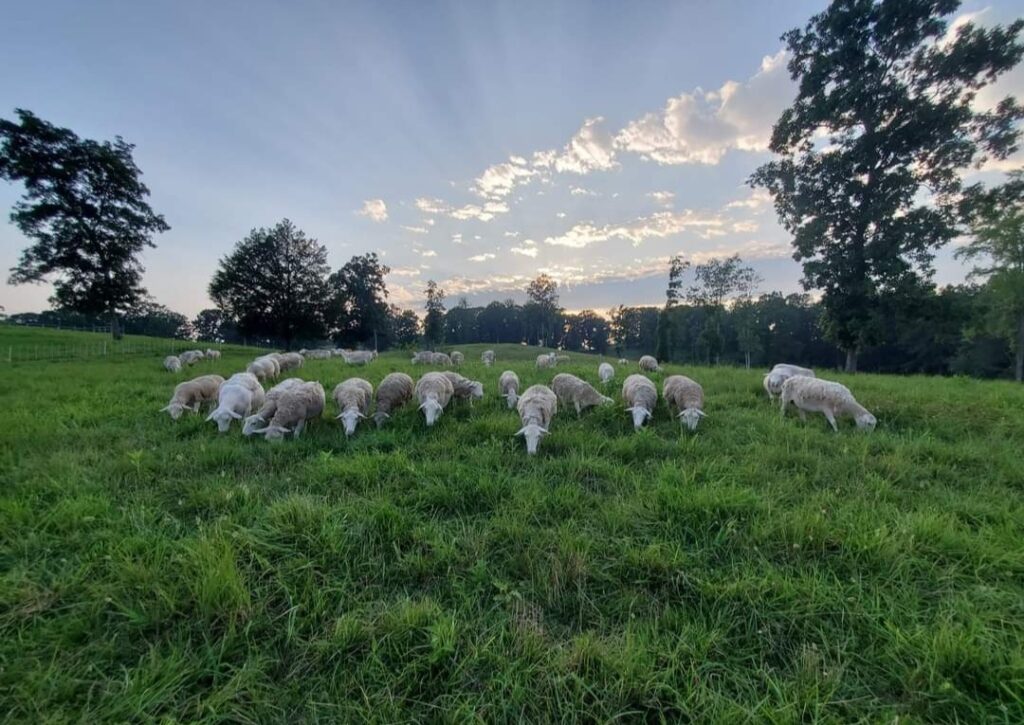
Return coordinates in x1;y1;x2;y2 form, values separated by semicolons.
780;377;876;432
274;352;304;371
536;352;556;369
515;384;557;455
373;372;415;427
342;350;375;365
247;356;280;381
303;349;333;360
638;355;660;372
430;352;452;366
498;370;520;409
551;373;613;417
415;372;454;426
442;371;484;405
179;350;204;366
160;374;225;420
598;362;614;384
622;374;657;431
617;358;629;366
333;378;373;436
251;381;326;440
481;350;495;367
663;375;705;431
450;351;465;366
204;349;222;360
411;351;432;365
163;355;182;373
207;376;263;433
243;377;304;435
763;363;815;400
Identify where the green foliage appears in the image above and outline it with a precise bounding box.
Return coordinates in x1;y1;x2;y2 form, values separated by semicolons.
2;326;1024;720
751;1;1024;370
423;280;446;348
326;253;391;348
0;109;169;334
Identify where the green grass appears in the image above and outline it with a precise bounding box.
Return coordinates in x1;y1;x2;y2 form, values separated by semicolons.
1;329;1023;721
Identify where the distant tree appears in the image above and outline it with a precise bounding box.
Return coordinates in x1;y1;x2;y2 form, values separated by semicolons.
389;305;420;347
326;252;390;349
423;280;446;348
657;254;691;361
960;171;1024;381
477;299;522;343
687;255;760;363
443;297;479;344
0;109;170;339
209;219;328;349
751;1;1024;372
123;301;192;339
562;309;610;353
193;307;238;343
525;274;561;346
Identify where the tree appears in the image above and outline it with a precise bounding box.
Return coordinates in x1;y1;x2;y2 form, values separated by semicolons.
443;297;479;344
525;274;561;346
423;280;446;348
209;219;328;349
389;305;420;347
193;308;238;343
687;255;760;363
326;252;390;349
123;301;192;339
0;109;169;339
751;1;1024;372
657;254;691;361
562;309;610;353
959;171;1024;380
477;299;522;343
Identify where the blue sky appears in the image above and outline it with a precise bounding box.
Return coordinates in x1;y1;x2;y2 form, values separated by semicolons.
1;0;1021;316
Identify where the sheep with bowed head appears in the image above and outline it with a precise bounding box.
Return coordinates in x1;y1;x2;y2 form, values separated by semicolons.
536;352;556;369
207;372;265;433
598;362;614;384
498;370;520;409
415;372;454;426
780;377;876;432
622;374;657;431
163;355;182;373
450;351;465;366
638;355;660;372
333;378;373;436
161;374;225;420
442;371;484;405
515;384;557;455
373;372;415;427
481;350;495;366
551;373;613;417
763;363;815;400
663;375;705;431
250;381;326;441
243;378;305;435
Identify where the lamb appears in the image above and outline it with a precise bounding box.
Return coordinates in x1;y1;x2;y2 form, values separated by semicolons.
342;350;375;365
160;374;225;420
551;373;613;417
251;381;326;441
163;355;182;373
622;374;657;431
498;370;520;409
442;371;484;405
536;352;556;369
204;349;221;360
515;384;557;455
207;375;263;432
663;375;706;431
333;378;373;436
598;362;614;384
372;372;415;427
638;355;660;372
415;372;454;426
763;363;815;400
274;352;305;371
780;377;876;432
481;350;495;367
450;351;465;366
243;377;305;435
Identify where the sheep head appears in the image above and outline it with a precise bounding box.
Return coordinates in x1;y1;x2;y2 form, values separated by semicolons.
336;408;365;436
678;407;705;431
419;399;444;426
515;422;548;455
626;405;652;431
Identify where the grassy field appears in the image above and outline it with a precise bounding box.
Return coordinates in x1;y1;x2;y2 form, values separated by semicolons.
1;330;1023;721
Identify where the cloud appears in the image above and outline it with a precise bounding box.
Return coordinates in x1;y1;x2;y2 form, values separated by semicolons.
402;225;429;234
510;245;538;257
648;191;675;207
731;220;760;233
615;50;792;164
452;233;463;244
388;266;422;278
468;253;497;262
419;249;437;257
504;231;520;238
725;187;772;211
357;199;388;222
570;185;598;197
551;117;618;174
416;196;509;222
543;209;728;248
556;211;567;218
474;156;537;200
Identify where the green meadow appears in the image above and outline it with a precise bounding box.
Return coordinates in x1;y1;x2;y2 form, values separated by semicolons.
1;326;1022;721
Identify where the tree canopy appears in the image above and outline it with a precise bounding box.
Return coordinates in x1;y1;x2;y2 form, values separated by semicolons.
326;252;390;348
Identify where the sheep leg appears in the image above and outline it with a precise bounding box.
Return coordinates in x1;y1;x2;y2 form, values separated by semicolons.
823;409;838;432
575;401;581;417
798;410;807;423
294;419;306;438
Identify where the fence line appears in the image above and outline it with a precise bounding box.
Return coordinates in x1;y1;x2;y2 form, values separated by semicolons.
2;338;274;364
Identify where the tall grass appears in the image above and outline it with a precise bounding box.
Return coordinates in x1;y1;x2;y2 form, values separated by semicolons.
1;331;1022;720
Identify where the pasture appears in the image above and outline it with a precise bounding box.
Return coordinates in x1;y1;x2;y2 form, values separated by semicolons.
1;327;1023;721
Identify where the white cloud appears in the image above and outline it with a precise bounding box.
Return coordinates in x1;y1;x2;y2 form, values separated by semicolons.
388;266;422;278
415;196;509;222
452;233;463;244
725;188;772;211
419;249;438;257
648;191;675;207
468;253;497;262
552;117;618;174
402;225;429;235
570;185;598;197
474;156;537;200
510;245;538;257
543;209;728;248
556;211;567;218
504;231;520;238
731;220;760;233
357;199;388;222
415;197;448;214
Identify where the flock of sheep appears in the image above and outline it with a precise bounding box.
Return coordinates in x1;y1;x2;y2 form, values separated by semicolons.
159;347;877;454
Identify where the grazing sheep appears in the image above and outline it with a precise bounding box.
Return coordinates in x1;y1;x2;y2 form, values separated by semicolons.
411;351;432;365
551;373;613;417
251;381;326;441
161;374;225;420
515;384;557;455
207;376;262;433
481;350;495;367
622;374;657;431
663;375;705;431
246;357;276;381
536;352;557;369
273;352;305;371
243;377;304;436
333;378;373;436
498;370;520;409
430;352;452;366
442;371;484;405
638;355;660;372
163;355;182;373
204;349;221;360
618;358;629;366
763;363;815;400
415;372;454;426
598;362;614;384
450;351;465;366
780;377;876;432
179;350;204;366
342;350;375;365
373;372;415;427
555;354;571;364
303;349;333;360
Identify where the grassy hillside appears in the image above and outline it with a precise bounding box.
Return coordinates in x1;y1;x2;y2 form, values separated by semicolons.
1;331;1022;721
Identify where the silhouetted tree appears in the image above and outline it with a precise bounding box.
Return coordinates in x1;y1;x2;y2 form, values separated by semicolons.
525;274;561;346
326;252;390;349
389;305;420;347
423;280;446;348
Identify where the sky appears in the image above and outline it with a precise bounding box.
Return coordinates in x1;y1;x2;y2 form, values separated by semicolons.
1;0;1022;317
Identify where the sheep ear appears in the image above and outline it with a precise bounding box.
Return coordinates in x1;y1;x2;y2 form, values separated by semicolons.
160;405;171;412
514;427;526;436
539;427;548;434
205;410;217;421
229;410;243;420
335;412;345;419
356;412;366;419
696;410;707;418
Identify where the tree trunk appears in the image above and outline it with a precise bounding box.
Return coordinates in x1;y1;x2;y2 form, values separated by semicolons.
110;311;123;340
1016;312;1024;383
845;348;858;373
745;350;751;370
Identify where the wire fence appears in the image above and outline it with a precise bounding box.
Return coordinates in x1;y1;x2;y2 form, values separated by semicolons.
1;336;274;364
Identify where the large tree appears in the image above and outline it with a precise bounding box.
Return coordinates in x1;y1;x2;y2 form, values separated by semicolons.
0;109;169;338
959;170;1024;380
209;219;328;348
423;280;446;348
687;255;760;363
325;252;390;349
751;0;1024;371
524;274;561;346
657;254;690;361
389;305;420;347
